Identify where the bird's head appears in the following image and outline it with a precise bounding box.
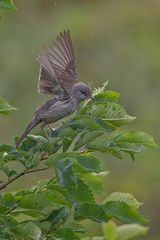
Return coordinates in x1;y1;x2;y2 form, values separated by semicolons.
71;82;92;102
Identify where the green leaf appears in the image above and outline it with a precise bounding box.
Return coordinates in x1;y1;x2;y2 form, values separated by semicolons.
55;159;77;188
55;227;80;240
44;207;69;225
0;144;14;152
46;152;79;166
68;179;95;203
13;222;42;240
65;222;87;233
80;171;104;195
38;139;61;155
111;131;158;160
0;0;16;11
0;160;10;176
11;208;46;218
92;81;109;98
58;127;78;152
97;102;136;127
77;152;102;173
102;220;117;240
27;134;47;143
74;130;104;150
73;117;104;130
93;90;120;103
47;152;102;173
87;137;123;159
113;131;158;148
16;136;36;151
16;191;61;215
103;201;147;224
116;223;148;240
0;97;17;114
75;203;109;222
0;193;16;214
104;192;142;210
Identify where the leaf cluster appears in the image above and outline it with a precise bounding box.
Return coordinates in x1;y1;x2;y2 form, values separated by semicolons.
0;83;157;239
0;0;16;11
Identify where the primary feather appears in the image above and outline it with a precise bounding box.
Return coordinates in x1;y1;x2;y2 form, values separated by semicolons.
38;30;78;97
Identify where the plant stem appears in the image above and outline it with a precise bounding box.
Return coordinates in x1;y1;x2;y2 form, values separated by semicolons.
0;167;49;191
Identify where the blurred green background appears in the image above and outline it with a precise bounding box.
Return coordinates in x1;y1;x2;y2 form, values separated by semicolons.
0;0;159;239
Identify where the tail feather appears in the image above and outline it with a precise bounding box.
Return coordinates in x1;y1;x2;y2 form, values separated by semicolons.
16;120;39;149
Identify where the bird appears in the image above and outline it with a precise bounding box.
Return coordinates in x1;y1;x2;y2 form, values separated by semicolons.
16;30;91;148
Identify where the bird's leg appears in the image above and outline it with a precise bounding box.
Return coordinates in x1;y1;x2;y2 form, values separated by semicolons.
47;124;53;132
41;122;49;140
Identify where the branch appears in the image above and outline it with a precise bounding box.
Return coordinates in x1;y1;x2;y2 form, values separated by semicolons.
0;167;49;191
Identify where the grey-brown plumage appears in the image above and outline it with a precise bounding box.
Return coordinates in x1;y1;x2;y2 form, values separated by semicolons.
16;30;91;148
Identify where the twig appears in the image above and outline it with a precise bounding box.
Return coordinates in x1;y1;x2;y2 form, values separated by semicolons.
0;167;49;191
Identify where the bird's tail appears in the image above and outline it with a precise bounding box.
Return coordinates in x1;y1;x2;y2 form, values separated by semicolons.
16;119;39;149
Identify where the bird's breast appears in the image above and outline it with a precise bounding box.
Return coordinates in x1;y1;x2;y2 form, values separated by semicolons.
39;99;78;124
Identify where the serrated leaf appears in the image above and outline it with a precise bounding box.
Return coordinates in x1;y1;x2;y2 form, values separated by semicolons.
104;192;142;209
55;227;80;240
0;97;17;114
44;186;70;207
103;201;147;224
113;131;158;148
92;81;109;97
73;117;104;130
13;222;42;240
65;222;87;233
38;221;51;234
102;220;117;240
0;161;10;176
58;127;77;152
11;208;46;218
15;136;36;151
46;152;77;166
0;193;16;212
93;90;120;103
75;203;109;222
16;191;60;215
111;131;158;160
47;152;102;173
0;144;14;152
55;159;77;188
74;130;104;150
80;172;104;195
44;207;69;225
38;139;61;155
77;153;102;173
27;134;47;143
8;169;17;178
68;179;95;203
30;152;42;168
102;103;136;127
87;138;123;159
116;223;148;240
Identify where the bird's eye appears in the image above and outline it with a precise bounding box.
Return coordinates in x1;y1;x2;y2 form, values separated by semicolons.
81;91;86;95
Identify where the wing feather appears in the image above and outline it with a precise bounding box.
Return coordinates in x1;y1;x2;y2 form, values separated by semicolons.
38;30;78;97
38;48;66;97
47;30;78;95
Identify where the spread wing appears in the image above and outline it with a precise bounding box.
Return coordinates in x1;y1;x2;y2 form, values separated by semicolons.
38;48;66;97
38;30;78;97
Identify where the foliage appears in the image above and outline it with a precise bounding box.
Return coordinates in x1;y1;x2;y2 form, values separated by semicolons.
0;83;157;239
0;97;17;115
0;0;16;11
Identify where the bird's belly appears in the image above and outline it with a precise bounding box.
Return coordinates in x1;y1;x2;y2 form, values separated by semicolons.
39;102;77;124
